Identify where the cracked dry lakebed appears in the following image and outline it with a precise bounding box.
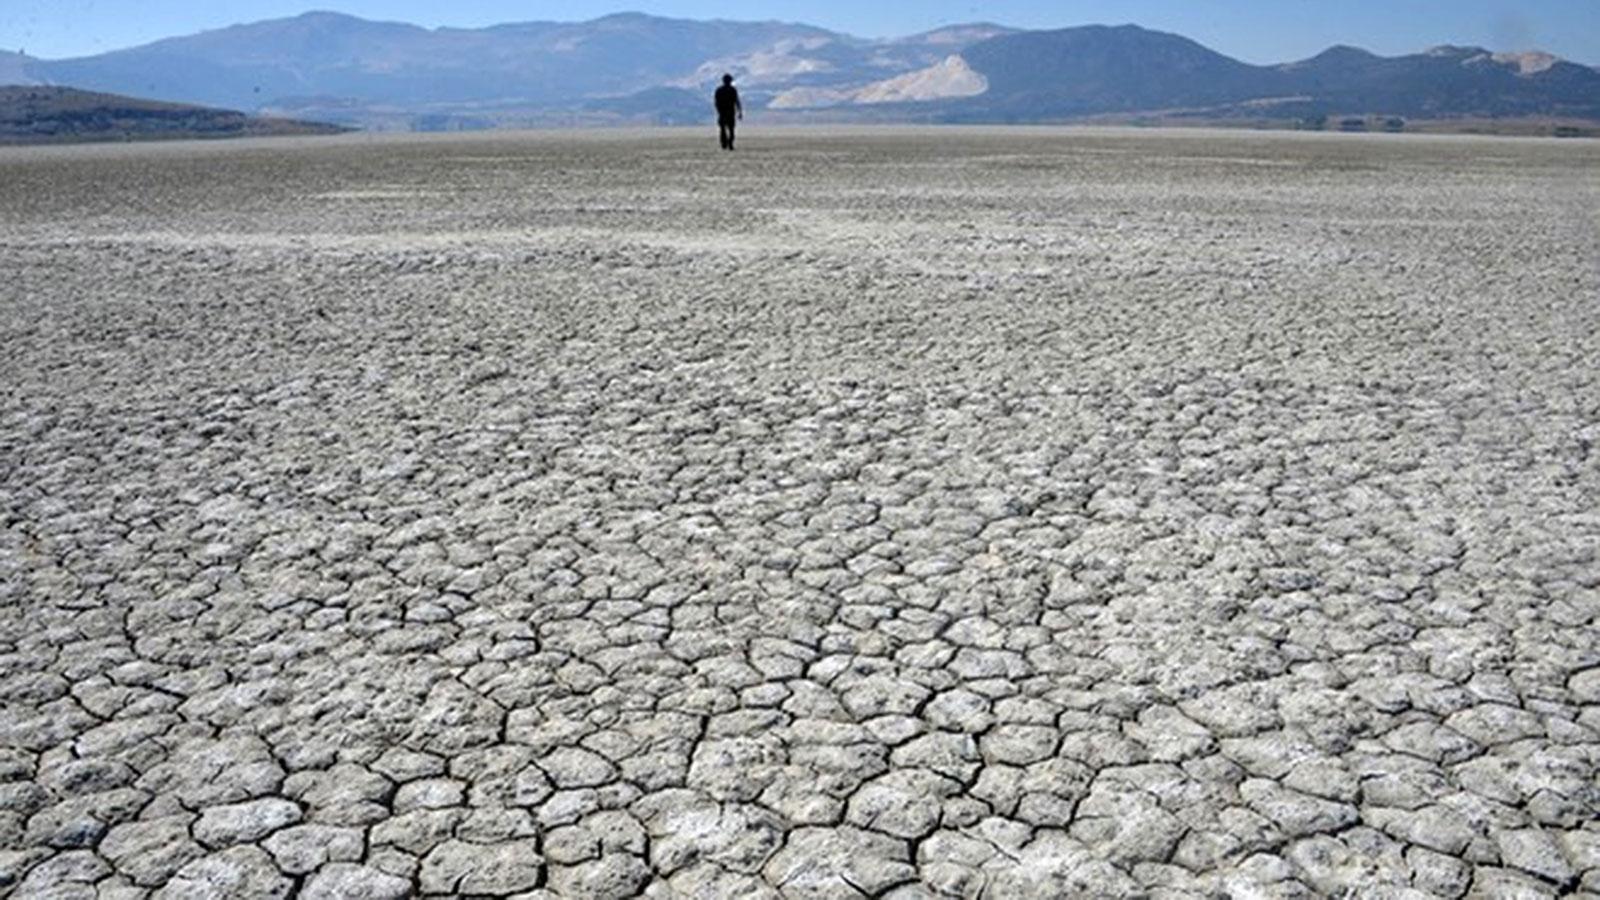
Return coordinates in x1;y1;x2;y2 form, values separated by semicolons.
1;127;1599;898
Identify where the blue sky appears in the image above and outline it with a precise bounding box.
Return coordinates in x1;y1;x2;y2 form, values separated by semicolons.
4;1;1598;65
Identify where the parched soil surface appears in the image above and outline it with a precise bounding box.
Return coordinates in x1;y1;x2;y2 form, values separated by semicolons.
2;127;1598;898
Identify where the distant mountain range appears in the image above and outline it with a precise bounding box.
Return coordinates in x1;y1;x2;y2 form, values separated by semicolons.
0;86;347;144
3;12;1598;131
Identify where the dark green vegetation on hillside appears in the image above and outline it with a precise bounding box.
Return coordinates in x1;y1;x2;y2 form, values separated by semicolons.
0;86;350;144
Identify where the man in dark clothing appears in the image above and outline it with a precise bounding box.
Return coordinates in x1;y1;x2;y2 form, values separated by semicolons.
714;74;742;151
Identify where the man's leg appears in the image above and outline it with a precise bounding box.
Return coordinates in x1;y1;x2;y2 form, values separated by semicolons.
726;122;736;150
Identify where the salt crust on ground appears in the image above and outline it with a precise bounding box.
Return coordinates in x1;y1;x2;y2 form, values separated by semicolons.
1;127;1598;897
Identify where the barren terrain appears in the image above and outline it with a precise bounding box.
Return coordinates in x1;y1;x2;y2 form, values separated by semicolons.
2;127;1598;898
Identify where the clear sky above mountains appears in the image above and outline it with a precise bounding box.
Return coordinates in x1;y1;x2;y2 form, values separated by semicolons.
4;0;1598;65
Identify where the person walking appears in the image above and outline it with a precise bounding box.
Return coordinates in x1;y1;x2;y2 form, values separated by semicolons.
714;74;743;151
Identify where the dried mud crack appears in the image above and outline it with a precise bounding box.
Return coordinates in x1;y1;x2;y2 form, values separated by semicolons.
1;127;1598;898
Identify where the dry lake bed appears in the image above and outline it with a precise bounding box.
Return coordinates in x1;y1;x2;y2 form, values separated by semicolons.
1;127;1598;898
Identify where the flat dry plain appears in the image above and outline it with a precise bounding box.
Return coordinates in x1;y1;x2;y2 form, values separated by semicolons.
2;127;1598;899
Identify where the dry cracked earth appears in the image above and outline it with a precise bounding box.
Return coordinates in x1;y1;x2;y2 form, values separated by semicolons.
1;127;1598;898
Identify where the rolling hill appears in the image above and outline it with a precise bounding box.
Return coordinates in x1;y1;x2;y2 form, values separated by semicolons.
957;25;1277;118
0;86;349;144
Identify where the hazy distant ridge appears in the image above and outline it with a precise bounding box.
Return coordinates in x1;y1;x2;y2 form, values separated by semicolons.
6;12;1598;129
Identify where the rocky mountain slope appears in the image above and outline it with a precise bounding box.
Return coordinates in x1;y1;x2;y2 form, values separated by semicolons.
5;13;1597;129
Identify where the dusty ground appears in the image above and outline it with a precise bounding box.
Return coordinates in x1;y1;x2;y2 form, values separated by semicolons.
1;127;1598;898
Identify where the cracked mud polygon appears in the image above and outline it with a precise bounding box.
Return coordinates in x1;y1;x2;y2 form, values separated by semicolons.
2;128;1598;898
